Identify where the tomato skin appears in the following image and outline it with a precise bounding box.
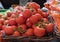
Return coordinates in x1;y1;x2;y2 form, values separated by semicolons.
23;28;33;36
26;2;40;10
34;27;45;37
29;14;38;24
35;13;43;20
43;18;48;23
18;24;27;32
4;20;9;25
7;12;12;17
30;8;37;15
22;9;32;19
12;31;21;36
0;24;2;30
8;18;16;26
37;9;43;14
3;26;15;35
45;23;54;33
42;12;48;18
11;14;17;18
15;16;25;25
26;18;32;28
0;18;5;24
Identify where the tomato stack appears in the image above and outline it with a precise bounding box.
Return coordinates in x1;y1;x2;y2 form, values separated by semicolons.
0;2;54;38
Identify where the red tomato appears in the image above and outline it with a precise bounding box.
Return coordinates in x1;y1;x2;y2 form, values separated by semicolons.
23;28;33;36
15;16;25;25
35;13;43;20
42;12;48;18
45;23;54;33
26;18;32;27
3;26;15;35
37;9;43;14
8;18;16;26
12;31;21;36
30;8;37;15
26;2;40;10
43;18;48;23
7;12;12;17
4;20;9;25
18;24;27;33
11;14;17;18
0;18;5;24
22;9;32;19
29;14;38;24
34;27;45;37
0;24;2;30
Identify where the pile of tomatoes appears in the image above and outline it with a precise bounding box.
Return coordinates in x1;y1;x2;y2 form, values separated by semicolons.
0;2;54;38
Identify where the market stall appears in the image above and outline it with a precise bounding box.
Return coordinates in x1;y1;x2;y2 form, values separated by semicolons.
0;0;60;42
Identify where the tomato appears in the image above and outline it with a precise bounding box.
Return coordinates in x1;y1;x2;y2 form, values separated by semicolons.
11;14;17;18
4;20;9;25
42;12;48;18
45;23;54;33
7;12;12;17
0;24;2;30
12;31;21;36
29;14;38;24
22;9;32;19
34;27;45;37
18;24;27;33
0;18;5;24
23;28;33;36
15;16;25;25
26;18;32;27
37;9;43;14
3;26;15;35
35;13;43;20
30;8;37;15
26;2;40;10
8;18;16;26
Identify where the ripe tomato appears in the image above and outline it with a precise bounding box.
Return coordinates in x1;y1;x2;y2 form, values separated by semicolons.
15;16;25;25
0;24;2;30
26;2;40;10
29;14;38;24
3;26;15;35
12;31;21;36
18;24;27;33
30;8;37;15
8;18;16;26
0;18;5;24
35;13;43;20
4;20;9;25
45;23;54;33
22;9;32;19
7;12;12;17
34;27;45;37
42;12;48;18
26;18;32;27
23;28;33;36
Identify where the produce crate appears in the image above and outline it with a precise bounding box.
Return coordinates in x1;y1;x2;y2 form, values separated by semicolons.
2;36;55;42
1;15;56;42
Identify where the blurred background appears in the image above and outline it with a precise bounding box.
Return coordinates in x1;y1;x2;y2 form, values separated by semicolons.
0;0;46;9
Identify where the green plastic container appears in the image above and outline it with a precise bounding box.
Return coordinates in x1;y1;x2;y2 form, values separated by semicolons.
0;9;10;15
